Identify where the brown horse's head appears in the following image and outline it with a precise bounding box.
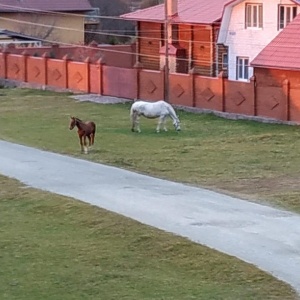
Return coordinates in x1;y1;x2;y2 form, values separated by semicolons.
69;116;76;130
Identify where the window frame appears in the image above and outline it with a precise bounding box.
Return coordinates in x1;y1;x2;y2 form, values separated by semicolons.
278;5;297;30
222;53;228;70
236;57;249;81
245;3;263;29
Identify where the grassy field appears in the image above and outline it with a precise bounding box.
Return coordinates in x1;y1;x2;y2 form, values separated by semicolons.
0;175;298;300
0;87;299;299
0;88;299;212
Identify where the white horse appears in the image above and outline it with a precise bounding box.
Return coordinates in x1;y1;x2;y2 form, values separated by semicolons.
130;100;181;133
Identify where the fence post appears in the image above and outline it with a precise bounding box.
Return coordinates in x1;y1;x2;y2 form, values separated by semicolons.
189;67;196;107
218;71;225;112
21;50;29;82
1;48;9;79
251;75;257;116
99;57;105;95
42;52;49;88
62;54;71;90
84;57;90;94
134;61;143;100
283;79;290;121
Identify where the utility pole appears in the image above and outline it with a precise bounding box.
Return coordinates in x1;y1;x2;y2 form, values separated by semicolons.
164;0;169;102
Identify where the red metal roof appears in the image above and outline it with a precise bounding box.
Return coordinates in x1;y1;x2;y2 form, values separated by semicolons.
121;0;230;24
251;14;300;70
0;0;93;12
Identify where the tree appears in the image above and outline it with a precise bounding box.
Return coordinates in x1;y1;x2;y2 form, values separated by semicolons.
140;0;163;9
86;0;135;44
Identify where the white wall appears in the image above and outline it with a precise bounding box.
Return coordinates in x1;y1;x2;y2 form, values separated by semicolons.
225;0;298;81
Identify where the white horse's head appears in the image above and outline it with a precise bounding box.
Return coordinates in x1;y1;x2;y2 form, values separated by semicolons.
173;119;181;131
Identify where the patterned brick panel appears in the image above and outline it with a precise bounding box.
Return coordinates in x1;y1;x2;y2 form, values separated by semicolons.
169;73;193;107
194;75;223;111
89;63;101;95
6;54;25;81
139;70;164;101
67;61;88;92
289;88;300;122
224;79;255;116
47;59;67;89
0;53;6;78
27;57;46;85
102;66;137;99
256;86;287;121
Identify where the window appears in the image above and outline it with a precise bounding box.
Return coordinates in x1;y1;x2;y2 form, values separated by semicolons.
278;5;297;29
172;24;179;44
245;4;263;28
236;57;249;80
161;24;165;46
222;53;228;70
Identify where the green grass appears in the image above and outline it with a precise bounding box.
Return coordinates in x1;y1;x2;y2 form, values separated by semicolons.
0;88;299;212
0;175;298;300
0;87;300;299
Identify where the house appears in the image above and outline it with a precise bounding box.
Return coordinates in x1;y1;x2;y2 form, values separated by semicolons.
0;29;43;47
121;0;230;76
0;0;95;44
217;0;300;82
251;13;300;122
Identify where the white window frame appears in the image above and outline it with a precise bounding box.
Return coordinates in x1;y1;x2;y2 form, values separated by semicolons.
278;5;297;30
236;57;249;81
245;3;263;28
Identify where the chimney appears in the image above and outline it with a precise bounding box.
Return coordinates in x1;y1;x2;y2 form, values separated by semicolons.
167;0;178;17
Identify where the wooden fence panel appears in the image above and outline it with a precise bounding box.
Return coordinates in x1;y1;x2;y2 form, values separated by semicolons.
102;66;137;99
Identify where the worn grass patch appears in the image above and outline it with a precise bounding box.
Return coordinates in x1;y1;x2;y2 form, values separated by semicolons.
0;88;299;213
0;175;298;300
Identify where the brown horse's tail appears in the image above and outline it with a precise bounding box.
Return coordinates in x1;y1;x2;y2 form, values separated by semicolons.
92;122;96;145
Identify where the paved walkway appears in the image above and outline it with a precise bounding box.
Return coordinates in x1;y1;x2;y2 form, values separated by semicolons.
0;140;300;293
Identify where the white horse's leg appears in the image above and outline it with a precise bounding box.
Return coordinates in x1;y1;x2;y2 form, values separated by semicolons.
156;116;164;133
136;116;141;133
162;116;168;132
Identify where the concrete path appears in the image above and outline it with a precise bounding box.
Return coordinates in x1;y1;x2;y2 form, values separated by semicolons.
0;140;299;293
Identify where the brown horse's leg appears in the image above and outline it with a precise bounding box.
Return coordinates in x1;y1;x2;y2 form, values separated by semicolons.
79;135;84;153
91;133;95;145
83;135;88;154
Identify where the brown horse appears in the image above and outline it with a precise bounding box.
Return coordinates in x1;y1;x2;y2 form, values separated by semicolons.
69;116;96;154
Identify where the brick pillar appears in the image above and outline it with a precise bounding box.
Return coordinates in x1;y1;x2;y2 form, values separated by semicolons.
134;61;143;100
62;54;71;90
283;79;290;121
84;57;90;94
218;71;225;112
21;50;29;82
251;75;257;116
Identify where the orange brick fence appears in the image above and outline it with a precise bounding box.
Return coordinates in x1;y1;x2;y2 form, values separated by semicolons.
1;49;300;123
